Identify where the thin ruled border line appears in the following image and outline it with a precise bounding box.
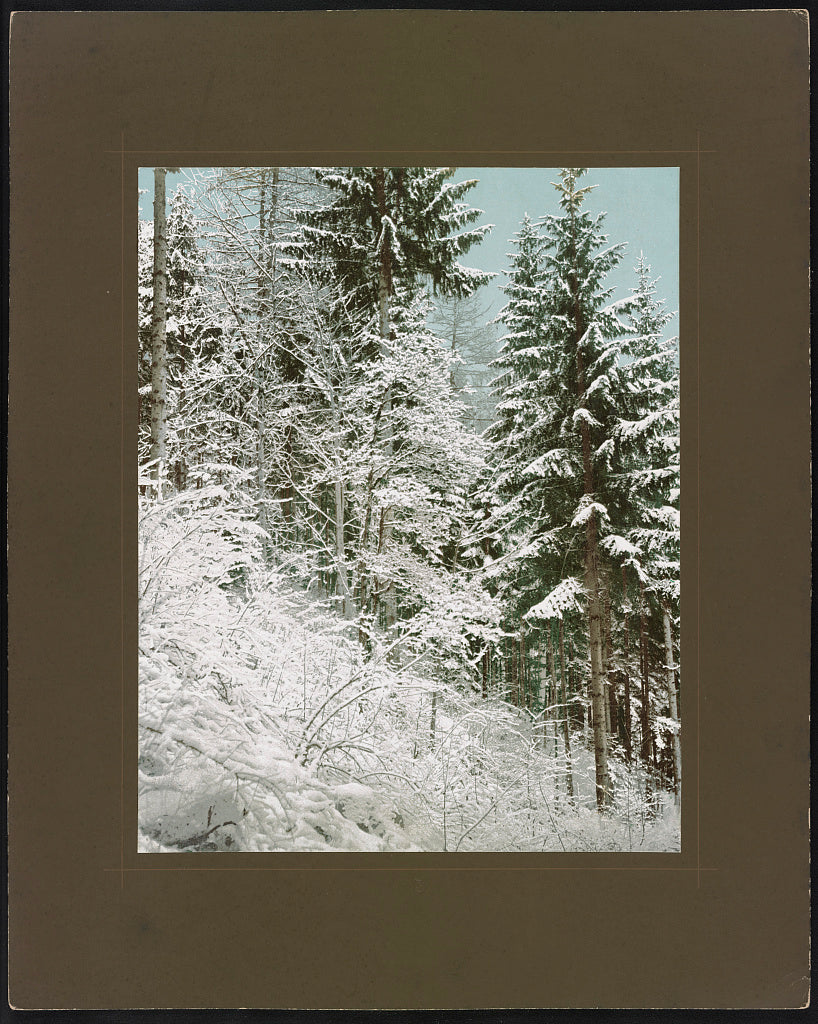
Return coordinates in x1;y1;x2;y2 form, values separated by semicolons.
124;150;699;876
106;865;716;873
120;131;126;891
696;130;702;889
107;148;716;156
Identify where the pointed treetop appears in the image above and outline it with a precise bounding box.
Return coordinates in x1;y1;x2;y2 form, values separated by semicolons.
553;168;598;214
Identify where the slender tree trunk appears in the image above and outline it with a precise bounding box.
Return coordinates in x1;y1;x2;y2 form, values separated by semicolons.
639;577;652;766
547;625;559;758
356;460;378;639
174;327;187;494
603;565;615;736
481;648;489;699
540;635;550;750
333;474;353;619
569;191;611;811
265;168;280;284
255;171;271;561
330;394;353;620
577;350;611;810
586;557;611;810
608;678;618;746
520;629;528;709
567;638;574;727
280;423;294;544
621;564;633;763
150;167;169;499
374;168;398;628
559;617;575;799
510;635;518;707
663;601;682;805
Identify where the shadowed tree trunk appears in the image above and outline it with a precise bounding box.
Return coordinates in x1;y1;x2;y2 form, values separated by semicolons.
662;600;682;805
374;168;398;628
540;635;549;750
331;397;353;620
577;332;611;810
510;634;518;707
547;625;559;758
559;617;575;799
150;167;169;498
639;577;652;768
621;564;633;763
255;169;278;562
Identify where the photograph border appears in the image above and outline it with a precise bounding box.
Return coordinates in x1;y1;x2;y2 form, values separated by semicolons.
9;11;810;1010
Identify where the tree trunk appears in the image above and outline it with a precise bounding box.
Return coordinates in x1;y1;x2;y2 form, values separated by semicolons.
547;626;559;758
520;629;528;709
570;189;611;811
540;634;550;750
281;423;294;544
621;564;633;763
334;475;353;618
330;393;353;621
639;577;652;766
608;678;618;746
374;168;398;629
600;561;610;734
585;548;611;810
577;351;611;810
150;167;169;498
559;617;575;799
510;635;518;707
568;638;576;728
603;564;615;736
662;601;682;805
255;171;271;561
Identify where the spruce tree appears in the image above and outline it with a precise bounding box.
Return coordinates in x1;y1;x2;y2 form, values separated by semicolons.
537;169;637;810
491;171;637;809
285;167;493;626
487;214;559;623
612;255;680;795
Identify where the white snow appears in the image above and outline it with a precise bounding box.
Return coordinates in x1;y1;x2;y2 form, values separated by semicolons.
138;494;680;854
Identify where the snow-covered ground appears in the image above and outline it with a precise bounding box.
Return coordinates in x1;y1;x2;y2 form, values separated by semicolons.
138;494;681;854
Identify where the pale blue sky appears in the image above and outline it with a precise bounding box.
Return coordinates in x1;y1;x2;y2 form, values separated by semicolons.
458;166;679;325
139;165;679;331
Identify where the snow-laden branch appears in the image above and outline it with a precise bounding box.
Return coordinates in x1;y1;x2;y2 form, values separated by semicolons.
524;577;585;622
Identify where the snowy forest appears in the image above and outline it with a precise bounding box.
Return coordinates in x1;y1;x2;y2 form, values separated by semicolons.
138;166;681;853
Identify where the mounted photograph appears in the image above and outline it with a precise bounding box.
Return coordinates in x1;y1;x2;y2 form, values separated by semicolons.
137;165;680;853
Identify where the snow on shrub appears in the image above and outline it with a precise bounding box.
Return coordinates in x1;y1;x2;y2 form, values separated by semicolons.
138;487;679;854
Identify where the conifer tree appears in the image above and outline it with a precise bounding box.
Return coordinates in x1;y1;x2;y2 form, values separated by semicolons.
139;180;220;487
491;171;636;809
288;168;493;314
487;214;559;622
611;255;680;796
537;169;637;810
285;168;493;625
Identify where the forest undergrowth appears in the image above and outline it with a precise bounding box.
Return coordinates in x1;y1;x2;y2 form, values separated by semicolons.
138;489;680;854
